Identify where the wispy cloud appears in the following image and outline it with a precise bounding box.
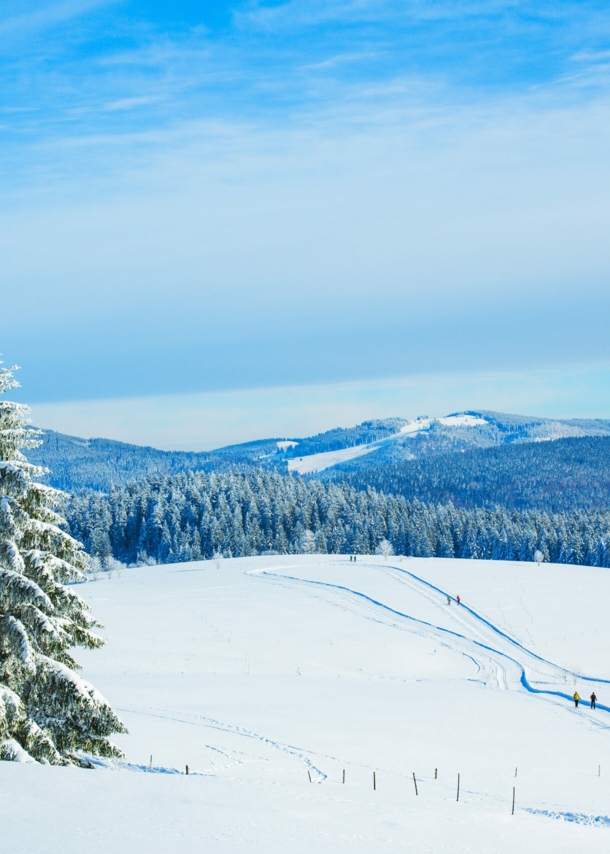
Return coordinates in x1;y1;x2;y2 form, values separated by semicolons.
0;0;110;38
572;49;610;62
104;95;163;112
300;50;380;71
3;0;609;152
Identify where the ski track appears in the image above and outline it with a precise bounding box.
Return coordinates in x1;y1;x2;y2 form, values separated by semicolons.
112;705;329;780
389;562;609;683
254;562;610;721
526;809;610;827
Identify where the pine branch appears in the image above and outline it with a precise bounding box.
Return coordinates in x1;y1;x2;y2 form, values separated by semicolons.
0;685;24;736
18;718;64;765
0;615;35;671
0;738;35;762
0;568;52;611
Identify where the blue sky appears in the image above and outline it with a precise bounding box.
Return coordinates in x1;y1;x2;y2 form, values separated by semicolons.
2;1;610;446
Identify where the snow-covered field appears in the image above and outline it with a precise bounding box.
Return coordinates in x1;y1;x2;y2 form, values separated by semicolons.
4;554;610;852
287;414;488;473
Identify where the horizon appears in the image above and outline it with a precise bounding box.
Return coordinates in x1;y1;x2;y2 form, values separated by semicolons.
27;362;610;451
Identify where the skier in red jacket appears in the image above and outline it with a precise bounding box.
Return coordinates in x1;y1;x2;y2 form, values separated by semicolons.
456;595;461;605
591;692;597;709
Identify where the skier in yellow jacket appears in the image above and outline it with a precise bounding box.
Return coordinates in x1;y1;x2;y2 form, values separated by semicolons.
573;691;580;708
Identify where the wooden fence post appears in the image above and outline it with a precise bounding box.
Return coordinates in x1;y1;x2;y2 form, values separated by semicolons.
412;773;418;796
512;786;515;815
373;771;377;791
456;773;460;802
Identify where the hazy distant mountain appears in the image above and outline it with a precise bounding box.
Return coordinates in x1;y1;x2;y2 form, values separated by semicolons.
27;410;610;499
27;429;285;492
283;411;610;475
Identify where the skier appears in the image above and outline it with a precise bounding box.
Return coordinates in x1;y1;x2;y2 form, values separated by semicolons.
591;692;597;709
456;595;461;605
447;595;451;605
573;691;580;708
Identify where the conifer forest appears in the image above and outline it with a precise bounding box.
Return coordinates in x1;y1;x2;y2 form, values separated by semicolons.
66;470;610;569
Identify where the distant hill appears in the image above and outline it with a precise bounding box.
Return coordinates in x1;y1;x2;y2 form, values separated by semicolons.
26;411;610;504
27;430;288;492
287;411;610;474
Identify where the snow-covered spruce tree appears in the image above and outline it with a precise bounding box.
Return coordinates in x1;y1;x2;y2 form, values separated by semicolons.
0;364;126;764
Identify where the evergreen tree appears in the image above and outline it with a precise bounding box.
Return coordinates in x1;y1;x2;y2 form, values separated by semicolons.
0;364;126;764
300;529;316;553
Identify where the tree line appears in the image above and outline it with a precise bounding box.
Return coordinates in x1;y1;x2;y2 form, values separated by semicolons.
65;469;610;568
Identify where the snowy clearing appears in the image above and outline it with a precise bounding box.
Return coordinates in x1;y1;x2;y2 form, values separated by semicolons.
3;553;610;853
287;414;487;473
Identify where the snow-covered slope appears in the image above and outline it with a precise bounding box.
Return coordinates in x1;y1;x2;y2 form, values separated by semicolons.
4;555;610;853
288;414;487;473
29;412;610;490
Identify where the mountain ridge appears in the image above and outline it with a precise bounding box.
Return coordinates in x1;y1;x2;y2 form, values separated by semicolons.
27;410;610;494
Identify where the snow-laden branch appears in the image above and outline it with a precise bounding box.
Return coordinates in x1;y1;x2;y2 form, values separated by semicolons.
0;615;35;671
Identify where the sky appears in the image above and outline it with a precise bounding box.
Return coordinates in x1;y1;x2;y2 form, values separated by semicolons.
2;1;610;448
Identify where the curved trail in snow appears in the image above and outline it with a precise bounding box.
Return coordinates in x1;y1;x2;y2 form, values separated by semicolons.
389;563;610;684
252;561;610;719
113;705;329;780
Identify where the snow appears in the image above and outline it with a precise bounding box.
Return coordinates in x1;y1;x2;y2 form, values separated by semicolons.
288;414;488;473
3;553;610;852
287;439;385;473
437;414;488;427
277;440;298;450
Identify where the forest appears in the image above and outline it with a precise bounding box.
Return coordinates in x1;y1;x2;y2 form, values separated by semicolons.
324;435;610;513
66;469;610;568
